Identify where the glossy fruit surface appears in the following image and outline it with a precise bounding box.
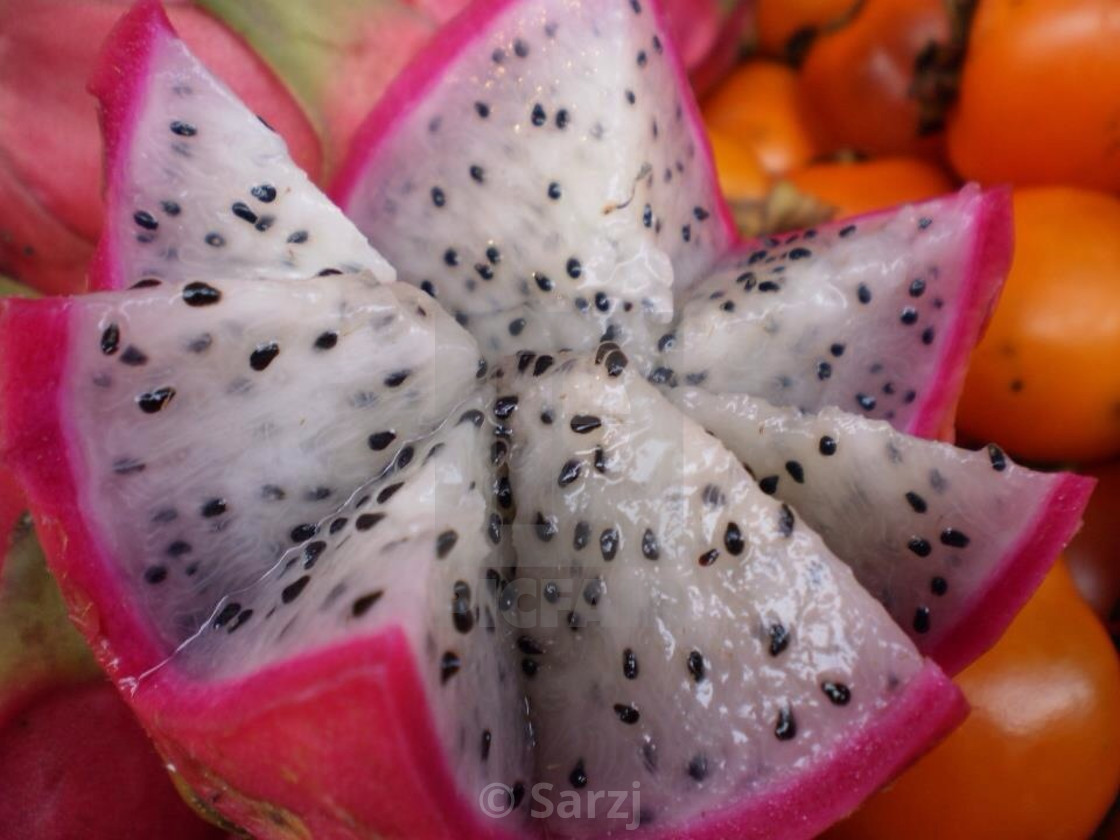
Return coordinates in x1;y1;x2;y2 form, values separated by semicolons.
958;187;1120;462
824;560;1120;840
947;0;1120;192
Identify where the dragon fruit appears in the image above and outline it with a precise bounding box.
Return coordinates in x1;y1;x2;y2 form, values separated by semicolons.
656;188;1012;438
88;1;392;293
670;388;1093;674
0;0;321;295
331;0;1006;439
0;0;1092;838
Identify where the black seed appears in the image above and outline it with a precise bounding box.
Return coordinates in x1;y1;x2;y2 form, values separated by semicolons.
698;548;719;567
789;247;812;260
681;224;692;243
641;528;660;560
327;517;348;535
377;482;403;504
459;409;485;428
986;444;1007;472
625;89;636;105
213;602;240;628
303;541;327;569
687;755;708;781
249;342;280;371
231;201;258;224
642;203;653;227
312;330;338;351
355;512;385;531
857;283;872;304
136;386;175;414
247;184;276;204
558;458;582;487
583;578;604;606
436;530;459;559
132;278;162;290
830;343;846;357
384;370;410;387
614;704;640;725
575;296;589;312
785;461;805;484
226;608;253;633
100;324;121;355
133;210;159;231
687;650;705;682
531;103;547;126
918;216;933;230
496;476;513;509
168;120;197;137
636;49;648;67
722;522;745;556
819;435;838;456
816;361;832;381
534;512;557;542
480;730;492;761
368;431;397;451
909;277;926;297
623;648;638;679
905;491;928;513
758;281;780;292
476;358;488;378
483;512;500;545
204;232;225;247
351;590;384;618
514;38;529;57
494;395;519;419
474;100;491;118
600;528;619;561
569;759;588;789
593;292;610;313
167;540;192;558
201;498;227;518
182;281;221;306
573;520;591;551
547;182;562;200
913;606;931;633
940;528;970;548
507;318;525;336
440;652;461;684
290;523;318;543
777;504;795;537
931;576;948;595
759;475;779;495
900;306;920;325
769;623;790;656
630;0;641;11
563;257;582;279
908;537;932;557
521;659;539;677
542;581;560;604
287;230;309;244
856;393;877;411
119;345;147;366
469;164;485;183
822;682;851;705
143;565;167;584
775;707;797;741
555;109;570;129
839;224;857;237
603;350;628;377
570;414;602;434
533;355;554;376
922;326;936;345
255;215;275;232
431;187;446;207
282;575;310;604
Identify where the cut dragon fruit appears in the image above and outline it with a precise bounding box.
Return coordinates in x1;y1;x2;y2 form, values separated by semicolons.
0;274;965;838
497;346;965;837
0;0;1089;838
88;0;392;293
332;0;737;364
655;188;1012;438
672;388;1094;674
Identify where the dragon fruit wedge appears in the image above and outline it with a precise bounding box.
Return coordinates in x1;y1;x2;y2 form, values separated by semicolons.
89;0;393;293
331;0;1009;440
0;0;1092;838
671;388;1094;674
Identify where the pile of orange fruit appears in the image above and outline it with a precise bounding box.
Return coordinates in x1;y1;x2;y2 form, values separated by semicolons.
701;0;1120;836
